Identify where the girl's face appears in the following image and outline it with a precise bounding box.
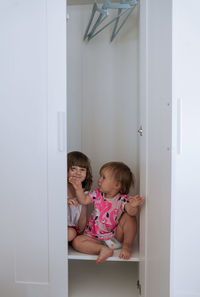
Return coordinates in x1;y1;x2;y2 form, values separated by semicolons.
98;168;121;198
68;166;87;183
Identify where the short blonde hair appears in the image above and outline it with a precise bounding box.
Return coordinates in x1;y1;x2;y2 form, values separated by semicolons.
100;162;134;194
67;151;93;191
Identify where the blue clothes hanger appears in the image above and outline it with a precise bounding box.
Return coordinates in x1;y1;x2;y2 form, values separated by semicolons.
84;0;132;41
87;7;131;40
110;0;138;42
83;2;109;41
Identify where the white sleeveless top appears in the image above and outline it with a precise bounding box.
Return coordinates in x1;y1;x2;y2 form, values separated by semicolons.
67;192;88;227
68;203;82;227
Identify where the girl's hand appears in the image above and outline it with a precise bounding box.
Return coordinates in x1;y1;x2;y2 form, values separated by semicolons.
68;177;91;206
68;176;83;191
129;195;144;208
68;197;79;207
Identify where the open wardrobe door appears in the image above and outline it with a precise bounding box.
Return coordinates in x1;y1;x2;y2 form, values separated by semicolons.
0;1;68;296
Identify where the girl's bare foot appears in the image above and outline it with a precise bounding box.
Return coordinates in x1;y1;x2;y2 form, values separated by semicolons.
96;246;114;264
119;246;132;260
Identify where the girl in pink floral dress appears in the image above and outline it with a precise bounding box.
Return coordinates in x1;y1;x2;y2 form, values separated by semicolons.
69;161;143;264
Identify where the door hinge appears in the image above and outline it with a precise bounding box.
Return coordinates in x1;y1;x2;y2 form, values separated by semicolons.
137;125;143;136
137;280;142;295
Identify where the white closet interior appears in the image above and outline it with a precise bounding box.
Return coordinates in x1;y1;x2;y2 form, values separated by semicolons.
67;2;141;297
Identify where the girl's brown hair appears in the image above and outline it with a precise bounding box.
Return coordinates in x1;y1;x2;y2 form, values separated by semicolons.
67;151;93;191
100;161;134;194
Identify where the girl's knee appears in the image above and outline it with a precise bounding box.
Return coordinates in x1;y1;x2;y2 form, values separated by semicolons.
68;227;77;241
72;234;84;249
118;214;137;235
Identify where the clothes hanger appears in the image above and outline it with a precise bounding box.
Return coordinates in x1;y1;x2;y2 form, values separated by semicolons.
84;0;131;41
83;2;109;41
87;7;130;40
110;0;138;42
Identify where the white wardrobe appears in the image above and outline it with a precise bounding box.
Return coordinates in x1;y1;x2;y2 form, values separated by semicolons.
1;1;200;297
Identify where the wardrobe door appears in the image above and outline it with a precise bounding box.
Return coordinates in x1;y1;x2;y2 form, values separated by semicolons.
139;0;172;296
138;0;147;296
171;1;200;296
0;1;67;297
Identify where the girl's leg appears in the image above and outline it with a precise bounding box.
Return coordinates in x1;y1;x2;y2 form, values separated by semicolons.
72;234;114;264
68;227;77;242
115;213;137;259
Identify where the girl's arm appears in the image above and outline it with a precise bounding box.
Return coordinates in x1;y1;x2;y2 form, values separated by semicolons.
125;195;144;216
69;176;91;205
78;205;87;232
125;204;138;216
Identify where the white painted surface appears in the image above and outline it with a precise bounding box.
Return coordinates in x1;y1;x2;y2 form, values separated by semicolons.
138;0;148;295
68;242;139;261
144;1;172;297
0;1;67;296
171;1;200;296
2;1;200;297
67;6;83;152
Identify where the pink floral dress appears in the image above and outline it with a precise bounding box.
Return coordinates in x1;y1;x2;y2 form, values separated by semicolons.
84;188;129;241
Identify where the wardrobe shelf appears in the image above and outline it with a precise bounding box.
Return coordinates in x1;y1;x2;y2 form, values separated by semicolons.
68;242;140;262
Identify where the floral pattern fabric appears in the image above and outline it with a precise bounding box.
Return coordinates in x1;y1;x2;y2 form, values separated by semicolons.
84;188;129;240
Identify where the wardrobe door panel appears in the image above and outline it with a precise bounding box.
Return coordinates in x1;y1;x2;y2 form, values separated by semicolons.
171;1;200;296
0;0;67;296
139;1;172;296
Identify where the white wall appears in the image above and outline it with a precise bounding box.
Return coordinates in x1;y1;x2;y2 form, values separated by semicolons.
67;4;139;192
